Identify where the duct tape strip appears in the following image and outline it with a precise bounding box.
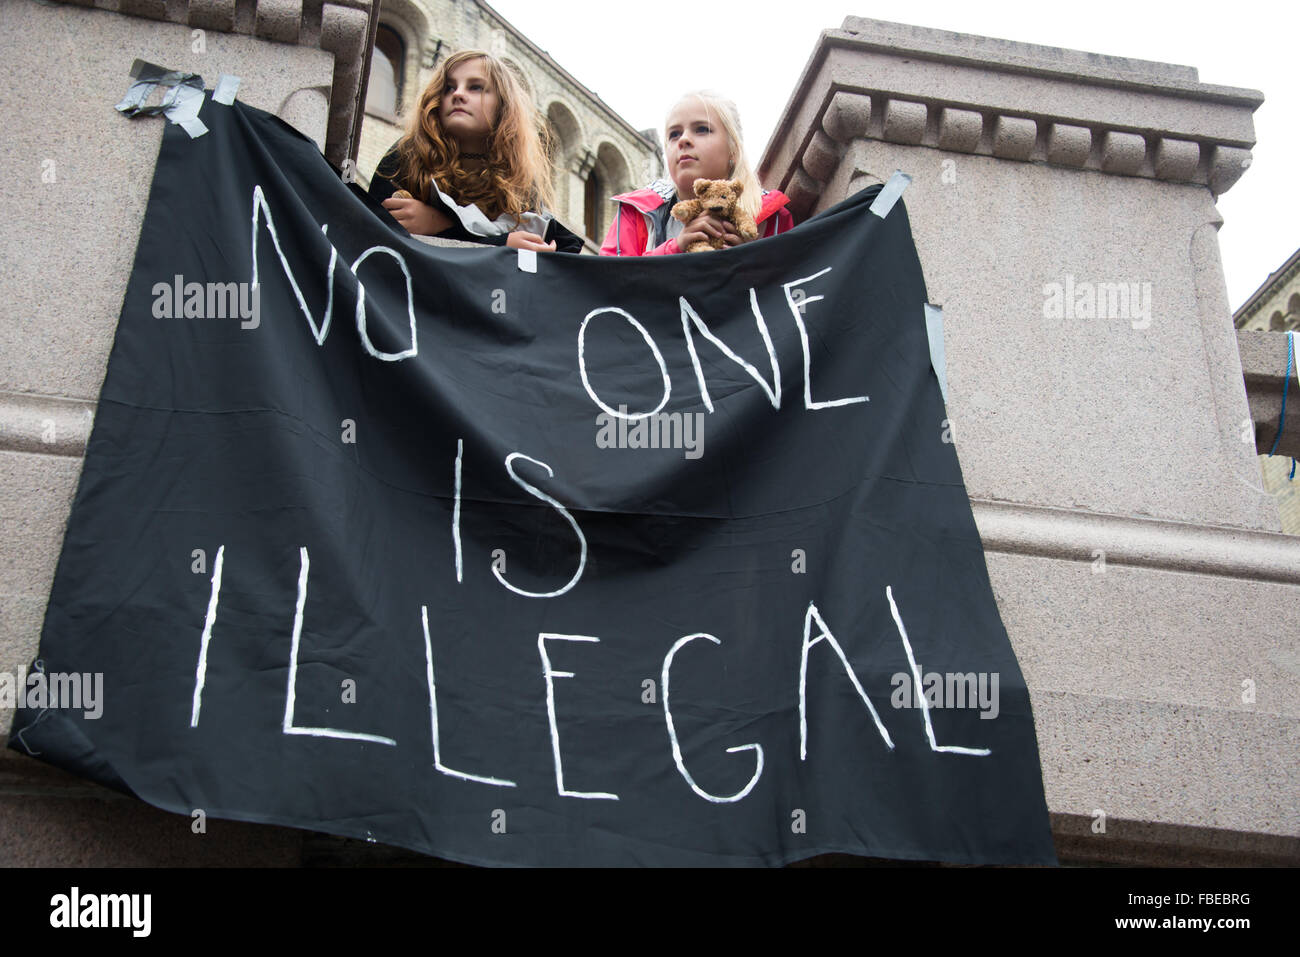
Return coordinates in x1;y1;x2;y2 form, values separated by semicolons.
868;170;911;219
114;59;208;138
114;60;167;113
923;303;949;404
168;85;208;138
213;75;241;106
517;248;537;273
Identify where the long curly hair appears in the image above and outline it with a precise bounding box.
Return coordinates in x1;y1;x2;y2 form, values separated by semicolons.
391;49;556;222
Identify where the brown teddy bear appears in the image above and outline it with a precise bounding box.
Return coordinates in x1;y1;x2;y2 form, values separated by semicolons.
671;178;758;252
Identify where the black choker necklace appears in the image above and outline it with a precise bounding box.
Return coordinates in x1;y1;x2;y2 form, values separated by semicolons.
461;151;489;160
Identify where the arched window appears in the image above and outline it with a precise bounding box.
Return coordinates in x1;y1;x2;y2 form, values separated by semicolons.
587;143;631;242
366;25;405;119
502;58;532;100
546;102;582;223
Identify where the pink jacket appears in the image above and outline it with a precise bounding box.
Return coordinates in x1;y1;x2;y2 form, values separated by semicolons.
599;179;794;256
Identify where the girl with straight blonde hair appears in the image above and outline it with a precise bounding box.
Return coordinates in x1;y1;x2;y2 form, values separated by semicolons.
600;90;791;256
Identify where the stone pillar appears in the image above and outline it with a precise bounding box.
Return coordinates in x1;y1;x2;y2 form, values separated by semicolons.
569;150;596;241
762;17;1300;864
565;163;587;236
0;0;376;866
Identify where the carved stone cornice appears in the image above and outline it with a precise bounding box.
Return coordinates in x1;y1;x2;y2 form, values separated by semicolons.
51;0;378;166
762;18;1263;218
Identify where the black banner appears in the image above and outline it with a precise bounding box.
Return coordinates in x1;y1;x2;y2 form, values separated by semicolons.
9;95;1056;866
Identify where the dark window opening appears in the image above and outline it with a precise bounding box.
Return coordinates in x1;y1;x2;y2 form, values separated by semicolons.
366;25;405;118
584;171;601;241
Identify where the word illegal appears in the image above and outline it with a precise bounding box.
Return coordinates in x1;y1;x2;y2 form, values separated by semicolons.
189;547;994;805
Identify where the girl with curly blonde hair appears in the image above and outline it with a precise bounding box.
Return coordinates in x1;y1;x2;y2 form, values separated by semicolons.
368;49;582;252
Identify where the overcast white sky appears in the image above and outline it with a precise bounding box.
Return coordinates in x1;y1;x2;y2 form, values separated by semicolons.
486;0;1297;311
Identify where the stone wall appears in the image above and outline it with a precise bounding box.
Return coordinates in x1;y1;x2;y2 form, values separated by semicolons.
0;0;375;865
760;17;1300;864
8;4;1297;867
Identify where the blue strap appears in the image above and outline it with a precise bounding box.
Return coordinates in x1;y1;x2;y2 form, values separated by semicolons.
1267;331;1293;457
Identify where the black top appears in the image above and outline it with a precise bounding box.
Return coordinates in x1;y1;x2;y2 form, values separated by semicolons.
367;145;585;253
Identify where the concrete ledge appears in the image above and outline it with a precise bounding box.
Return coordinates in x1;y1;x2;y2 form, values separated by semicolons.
837;15;1203;87
1239;329;1300;458
988;550;1300;716
1052;812;1300;866
0;748;304;866
973;498;1300;584
0;393;95;457
982;546;1300;848
0;453;83;739
1030;688;1299;842
763;17;1262;209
